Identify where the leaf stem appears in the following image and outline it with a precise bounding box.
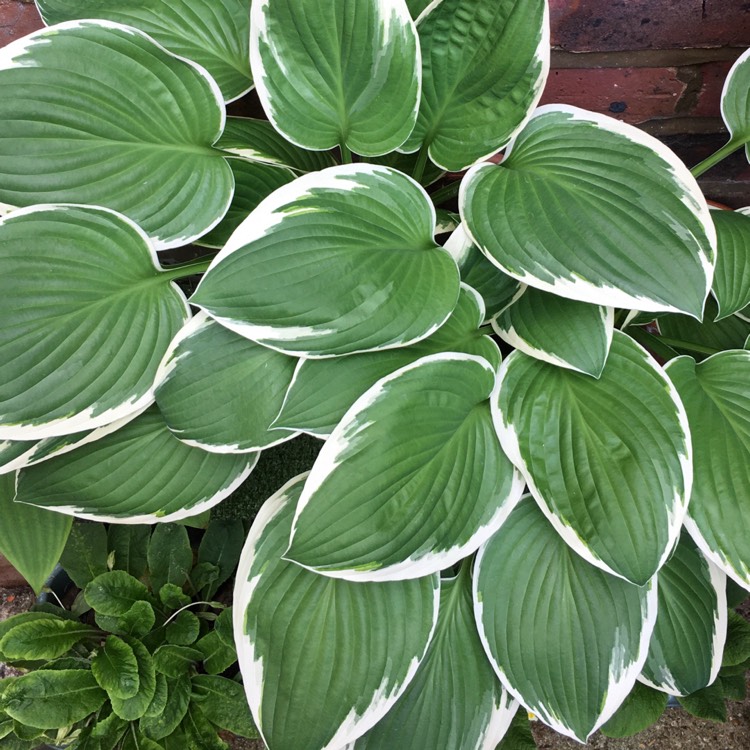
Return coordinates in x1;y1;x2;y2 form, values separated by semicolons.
429;179;462;206
690;138;745;178
339;142;353;164
412;145;429;184
160;257;214;281
655;336;721;356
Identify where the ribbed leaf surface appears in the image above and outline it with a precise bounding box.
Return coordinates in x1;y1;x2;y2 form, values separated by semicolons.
15;407;257;523
287;354;524;581
475;498;656;742
251;0;419;155
494;331;691;584
641;532;726;696
666;352;750;589
402;0;548;171
0;21;232;249
461;106;715;317
192;164;460;357
234;475;439;750
35;0;252;101
155;313;298;452
492;288;613;377
0;206;188;439
711;208;750;319
274;285;500;436
720;48;750;160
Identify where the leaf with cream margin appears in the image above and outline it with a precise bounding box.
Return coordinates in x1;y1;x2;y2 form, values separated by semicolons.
666;351;750;590
474;498;657;743
711;208;750;319
493;331;691;585
286;353;524;581
233;474;439;750
719;47;750;162
0;205;188;440
460;105;715;317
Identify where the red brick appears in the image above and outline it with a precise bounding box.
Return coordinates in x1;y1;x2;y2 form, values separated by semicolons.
550;0;750;52
689;60;734;117
0;0;43;48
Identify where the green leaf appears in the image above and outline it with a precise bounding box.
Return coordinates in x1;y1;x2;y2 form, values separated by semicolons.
641;532;727;696
110;638;157;721
197;520;245;596
91;636;140;701
0;206;189;438
96;600;156;639
711;209;750;319
144;674;169;719
60;521;110;589
402;0;548;171
180;706;227;750
107;525;151;578
159;584;191;611
166;612;200;647
155;313;297;452
190;562;220;597
666;352;750;589
492;287;613;377
194;631;236;675
727;578;749;608
153;645;202;678
87;711;128;749
235;474;439;750
677;681;727;722
495;709;537;750
406;0;431;18
0;613;62;661
36;0;252;102
140;674;191;741
723;611;750;667
0;474;71;593
0;21;232;249
0;618;97;661
251;0;420;155
213;607;234;649
190;675;259;738
600;682;668;738
475;498;656;742
1;670;106;729
288;354;523;581
16;407;257;522
192;164;460;357
148;524;193;592
720;672;747;701
85;571;152;616
461;106;715;318
495;331;691;585
719;48;750;160
352;566;516;750
274;284;501;436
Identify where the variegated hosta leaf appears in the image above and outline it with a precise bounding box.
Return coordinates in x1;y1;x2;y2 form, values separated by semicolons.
402;0;548;171
287;353;524;581
666;352;750;589
0;21;231;249
233;474;439;750
350;565;517;750
35;0;252;102
273;284;500;437
494;331;691;585
720;48;750;161
216;117;336;172
461;105;715;317
15;407;257;523
475;498;657;742
406;0;431;18
250;0;420;156
192;164;460;357
640;532;726;696
711;208;750;319
155;312;298;453
196;158;294;249
0;206;189;440
492;287;614;377
444;224;521;322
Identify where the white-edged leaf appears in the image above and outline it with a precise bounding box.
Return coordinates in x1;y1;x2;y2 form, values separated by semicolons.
0;205;188;440
460;105;716;317
233;474;439;750
494;331;691;585
720;47;750;161
711;208;750;319
475;498;657;742
286;353;524;581
191;164;460;357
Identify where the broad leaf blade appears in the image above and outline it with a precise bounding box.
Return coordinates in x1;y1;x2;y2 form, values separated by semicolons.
720;48;750;160
110;639;157;721
234;474;439;750
139;674;191;740
91;636;140;700
475;498;656;742
148;525;192;592
711;208;750;319
494;331;691;585
108;525;151;578
0;21;232;248
251;0;420;155
461;106;715;317
0;619;97;661
600;683;668;738
190;675;258;739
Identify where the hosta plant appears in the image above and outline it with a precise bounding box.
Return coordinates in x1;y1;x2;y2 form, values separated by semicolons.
1;0;750;747
0;518;257;749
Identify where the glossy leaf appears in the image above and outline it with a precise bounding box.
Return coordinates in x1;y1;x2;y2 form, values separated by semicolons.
15;407;257;523
110;639;157;721
91;636;141;700
192;164;460;357
494;331;691;585
234;474;439;750
475;498;656;742
0;618;97;661
492;287;614;377
0;206;189;439
461;106;715;317
720;47;750;160
666;351;750;589
711;208;750;319
0;21;232;248
251;0;420;155
402;0;548;171
288;354;524;581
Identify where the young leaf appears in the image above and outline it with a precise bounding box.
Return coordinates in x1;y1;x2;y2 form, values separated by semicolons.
196;520;245;595
139;674;192;741
495;332;691;585
0;619;98;661
107;525;151;579
191;675;259;738
148;524;193;592
110;639;157;721
159;584;191;610
711;209;750;319
600;683;668;738
60;522;110;589
91;636;141;701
